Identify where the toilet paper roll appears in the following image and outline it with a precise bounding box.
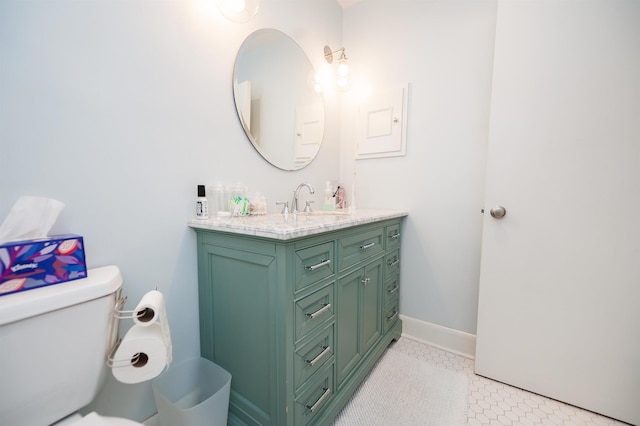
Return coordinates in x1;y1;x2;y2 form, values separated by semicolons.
111;323;170;384
133;290;166;327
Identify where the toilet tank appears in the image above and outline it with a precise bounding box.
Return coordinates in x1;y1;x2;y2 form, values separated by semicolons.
0;265;123;426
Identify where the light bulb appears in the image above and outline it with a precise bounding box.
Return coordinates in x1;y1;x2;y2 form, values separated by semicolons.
337;62;349;77
337;76;349;88
217;0;258;22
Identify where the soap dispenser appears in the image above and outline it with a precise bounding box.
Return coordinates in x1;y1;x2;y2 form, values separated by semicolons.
322;181;335;211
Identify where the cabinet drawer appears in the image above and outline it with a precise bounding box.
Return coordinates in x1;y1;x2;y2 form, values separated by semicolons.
295;284;334;342
383;274;400;307
385;248;400;277
385;223;401;249
337;227;384;272
294;241;335;292
294;325;334;393
295;363;334;426
383;297;400;333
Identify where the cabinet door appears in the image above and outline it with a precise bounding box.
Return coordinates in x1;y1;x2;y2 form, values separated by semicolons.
336;258;383;388
336;267;362;386
199;242;280;425
361;259;382;354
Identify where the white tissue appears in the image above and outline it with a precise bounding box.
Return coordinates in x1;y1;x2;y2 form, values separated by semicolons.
0;196;64;244
133;290;172;363
134;290;167;327
111;323;171;384
112;290;172;384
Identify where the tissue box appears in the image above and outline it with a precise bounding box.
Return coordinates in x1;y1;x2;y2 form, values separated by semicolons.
0;234;87;296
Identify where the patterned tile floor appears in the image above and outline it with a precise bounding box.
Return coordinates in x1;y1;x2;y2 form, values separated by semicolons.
391;337;629;426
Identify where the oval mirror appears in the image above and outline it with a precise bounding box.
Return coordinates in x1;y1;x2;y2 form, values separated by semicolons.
233;29;325;171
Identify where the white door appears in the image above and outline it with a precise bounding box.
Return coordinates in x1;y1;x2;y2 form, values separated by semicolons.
475;2;640;425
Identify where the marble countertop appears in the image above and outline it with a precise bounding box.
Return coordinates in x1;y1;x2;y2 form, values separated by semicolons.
188;209;408;240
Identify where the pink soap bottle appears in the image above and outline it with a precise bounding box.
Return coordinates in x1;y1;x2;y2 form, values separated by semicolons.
335;187;345;209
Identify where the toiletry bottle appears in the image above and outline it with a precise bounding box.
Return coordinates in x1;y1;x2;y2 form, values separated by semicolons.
336;187;345;209
322;181;335;211
208;182;226;217
196;185;208;220
228;182;248;216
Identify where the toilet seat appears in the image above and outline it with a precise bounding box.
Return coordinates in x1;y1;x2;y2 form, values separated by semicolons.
74;412;144;426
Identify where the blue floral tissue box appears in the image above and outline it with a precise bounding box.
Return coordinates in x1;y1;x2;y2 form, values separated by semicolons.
0;234;87;296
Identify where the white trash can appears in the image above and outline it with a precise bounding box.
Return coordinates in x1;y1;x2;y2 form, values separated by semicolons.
152;357;231;426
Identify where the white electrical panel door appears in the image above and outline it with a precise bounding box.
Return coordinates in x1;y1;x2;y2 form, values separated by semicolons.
356;86;407;159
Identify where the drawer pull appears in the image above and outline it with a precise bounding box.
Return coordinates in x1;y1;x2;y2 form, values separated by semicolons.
306;387;331;412
361;277;371;286
387;259;400;267
305;303;331;319
387;285;399;295
305;345;331;366
360;242;376;250
304;259;331;271
389;232;400;240
386;310;399;322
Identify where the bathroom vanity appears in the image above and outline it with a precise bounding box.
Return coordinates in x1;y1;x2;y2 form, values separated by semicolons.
189;210;406;426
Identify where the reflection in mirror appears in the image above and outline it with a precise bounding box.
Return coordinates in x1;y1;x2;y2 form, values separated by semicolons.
233;29;325;171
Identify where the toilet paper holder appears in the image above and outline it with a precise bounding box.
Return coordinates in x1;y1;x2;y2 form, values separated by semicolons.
107;337;145;368
113;295;155;322
107;296;149;369
107;296;135;369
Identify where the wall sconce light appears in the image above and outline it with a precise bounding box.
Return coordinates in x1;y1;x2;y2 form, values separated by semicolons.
217;0;260;23
324;46;350;90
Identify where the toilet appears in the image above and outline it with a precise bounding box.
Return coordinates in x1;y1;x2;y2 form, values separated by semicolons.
0;265;144;426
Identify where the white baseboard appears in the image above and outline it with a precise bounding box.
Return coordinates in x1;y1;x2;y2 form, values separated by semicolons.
400;315;476;359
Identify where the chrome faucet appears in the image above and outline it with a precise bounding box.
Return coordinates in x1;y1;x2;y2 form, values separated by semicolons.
292;183;315;213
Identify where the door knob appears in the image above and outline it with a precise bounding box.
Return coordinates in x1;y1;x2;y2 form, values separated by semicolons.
490;206;507;219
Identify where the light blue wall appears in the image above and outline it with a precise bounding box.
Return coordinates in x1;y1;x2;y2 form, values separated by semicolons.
0;0;342;421
341;1;497;334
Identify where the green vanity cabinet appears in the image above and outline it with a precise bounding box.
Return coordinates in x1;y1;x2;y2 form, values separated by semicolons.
193;215;404;426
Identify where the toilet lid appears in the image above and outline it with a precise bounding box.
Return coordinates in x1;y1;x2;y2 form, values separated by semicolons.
75;412;143;426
